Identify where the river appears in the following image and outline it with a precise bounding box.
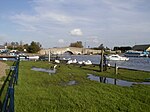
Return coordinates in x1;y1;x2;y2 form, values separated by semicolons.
0;55;150;72
60;55;150;72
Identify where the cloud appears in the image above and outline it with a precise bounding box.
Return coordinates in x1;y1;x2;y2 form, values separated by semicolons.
70;29;83;36
87;36;100;44
3;0;150;48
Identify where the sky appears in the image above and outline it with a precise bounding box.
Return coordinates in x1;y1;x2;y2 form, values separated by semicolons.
0;0;150;48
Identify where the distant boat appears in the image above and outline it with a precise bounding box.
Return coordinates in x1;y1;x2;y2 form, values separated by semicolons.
106;54;129;61
27;56;39;60
124;50;149;57
2;58;8;61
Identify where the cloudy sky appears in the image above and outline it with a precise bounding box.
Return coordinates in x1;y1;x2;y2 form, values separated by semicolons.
0;0;150;48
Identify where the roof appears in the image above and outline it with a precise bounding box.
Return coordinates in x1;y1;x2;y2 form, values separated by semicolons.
132;44;150;51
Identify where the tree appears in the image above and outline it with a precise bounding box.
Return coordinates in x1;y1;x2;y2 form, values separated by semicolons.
27;41;41;53
69;41;83;48
91;44;109;50
98;44;104;50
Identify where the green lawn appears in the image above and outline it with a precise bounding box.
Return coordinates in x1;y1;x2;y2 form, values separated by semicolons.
15;61;150;112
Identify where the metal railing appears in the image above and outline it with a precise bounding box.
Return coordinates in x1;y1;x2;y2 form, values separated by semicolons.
0;58;20;112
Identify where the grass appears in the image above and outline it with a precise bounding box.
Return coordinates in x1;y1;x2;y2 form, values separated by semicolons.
0;61;15;110
14;61;150;112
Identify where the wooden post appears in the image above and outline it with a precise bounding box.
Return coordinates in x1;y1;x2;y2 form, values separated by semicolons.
100;50;104;72
114;79;117;85
104;55;107;71
48;51;51;62
115;63;118;75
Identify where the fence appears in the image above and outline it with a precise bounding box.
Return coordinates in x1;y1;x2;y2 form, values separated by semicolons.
0;58;20;112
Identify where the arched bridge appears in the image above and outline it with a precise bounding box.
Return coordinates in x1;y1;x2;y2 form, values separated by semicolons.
39;47;101;55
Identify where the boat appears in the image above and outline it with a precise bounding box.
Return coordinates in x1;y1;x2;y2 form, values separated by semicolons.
124;50;149;57
2;58;8;61
27;56;39;60
106;54;129;61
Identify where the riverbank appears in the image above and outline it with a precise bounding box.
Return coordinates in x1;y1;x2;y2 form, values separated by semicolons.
0;61;9;79
14;61;150;112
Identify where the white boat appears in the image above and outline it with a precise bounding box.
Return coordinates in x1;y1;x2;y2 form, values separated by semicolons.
27;56;39;60
124;50;148;57
2;58;8;61
106;54;129;61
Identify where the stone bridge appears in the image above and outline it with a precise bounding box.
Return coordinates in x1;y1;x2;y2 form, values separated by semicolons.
39;47;101;55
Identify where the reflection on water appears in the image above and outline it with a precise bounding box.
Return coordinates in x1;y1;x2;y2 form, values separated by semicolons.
61;80;77;86
67;80;77;85
31;67;56;74
87;74;150;87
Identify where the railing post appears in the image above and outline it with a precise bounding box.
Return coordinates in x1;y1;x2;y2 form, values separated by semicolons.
15;65;18;85
9;87;14;112
1;58;20;112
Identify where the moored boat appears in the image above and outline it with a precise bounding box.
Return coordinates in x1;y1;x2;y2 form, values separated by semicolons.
124;50;149;57
106;54;129;61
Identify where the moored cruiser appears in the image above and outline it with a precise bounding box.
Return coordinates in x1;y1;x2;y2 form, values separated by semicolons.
124;50;149;57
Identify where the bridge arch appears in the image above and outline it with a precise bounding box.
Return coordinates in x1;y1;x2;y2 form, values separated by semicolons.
63;51;74;55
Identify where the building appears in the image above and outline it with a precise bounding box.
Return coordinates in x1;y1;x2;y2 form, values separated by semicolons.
132;44;150;52
0;45;7;53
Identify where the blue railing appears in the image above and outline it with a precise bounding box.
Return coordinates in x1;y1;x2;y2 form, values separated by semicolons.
0;58;20;112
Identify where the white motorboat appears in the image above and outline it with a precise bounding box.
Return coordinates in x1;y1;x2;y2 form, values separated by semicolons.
106;54;129;61
27;56;39;60
124;50;148;57
2;58;8;61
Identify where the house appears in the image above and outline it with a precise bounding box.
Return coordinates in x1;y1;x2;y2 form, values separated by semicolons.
113;46;132;53
132;44;150;52
0;45;8;53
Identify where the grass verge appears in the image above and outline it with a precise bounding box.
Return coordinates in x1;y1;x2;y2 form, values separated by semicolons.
15;61;150;112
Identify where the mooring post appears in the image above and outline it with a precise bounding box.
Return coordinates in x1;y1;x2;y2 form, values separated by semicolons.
104;55;107;71
100;50;104;72
115;63;118;75
48;51;51;62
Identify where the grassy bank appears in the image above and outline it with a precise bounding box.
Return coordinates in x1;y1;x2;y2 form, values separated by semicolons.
15;61;150;112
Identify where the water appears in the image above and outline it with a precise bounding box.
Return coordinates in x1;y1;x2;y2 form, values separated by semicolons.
87;74;150;87
60;80;77;86
60;55;150;72
31;67;56;74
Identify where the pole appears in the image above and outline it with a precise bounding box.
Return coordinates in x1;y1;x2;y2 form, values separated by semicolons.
100;50;104;72
48;51;51;62
115;63;118;75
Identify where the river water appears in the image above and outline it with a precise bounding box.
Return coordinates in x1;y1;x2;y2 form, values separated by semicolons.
60;55;150;72
0;55;150;72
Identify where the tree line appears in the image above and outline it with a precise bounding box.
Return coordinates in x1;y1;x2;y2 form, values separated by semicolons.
4;41;41;53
